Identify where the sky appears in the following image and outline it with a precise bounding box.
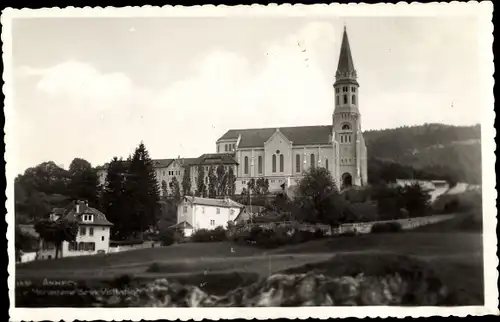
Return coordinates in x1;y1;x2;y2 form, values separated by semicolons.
10;15;486;175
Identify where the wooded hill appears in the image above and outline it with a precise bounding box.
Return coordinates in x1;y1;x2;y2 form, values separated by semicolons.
364;123;481;185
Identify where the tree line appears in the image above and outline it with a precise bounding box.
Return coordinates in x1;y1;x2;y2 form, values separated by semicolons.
364;123;482;185
16;142;242;242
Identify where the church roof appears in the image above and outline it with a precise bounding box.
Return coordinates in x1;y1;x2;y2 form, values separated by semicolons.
218;125;333;148
336;26;356;75
195;153;238;165
152;158;174;168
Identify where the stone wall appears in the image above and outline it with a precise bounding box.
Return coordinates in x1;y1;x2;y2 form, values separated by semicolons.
337;214;457;234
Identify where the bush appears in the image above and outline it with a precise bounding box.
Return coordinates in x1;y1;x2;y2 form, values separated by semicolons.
109;239;144;247
434;191;482;214
191;226;227;243
158;229;184;246
338;230;357;237
231;224;326;248
146;262;162;273
370;222;403;234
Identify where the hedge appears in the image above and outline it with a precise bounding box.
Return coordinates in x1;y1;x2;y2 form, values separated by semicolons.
370;222;403;234
191;226;227;242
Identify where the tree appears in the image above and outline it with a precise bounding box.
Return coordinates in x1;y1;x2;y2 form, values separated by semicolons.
15;226;38;262
161;180;168;197
67;158;99;207
34;218;78;259
371;184;405;220
216;164;227;197
293;167;352;227
226;166;236;197
247;178;256;195
21;161;69;196
401;182;431;217
256;178;269;195
126;142;161;237
371;183;431;219
169;177;182;204
181;165;192;196
208;166;217;198
195;166;206;197
15;162;70;223
101;157;130;239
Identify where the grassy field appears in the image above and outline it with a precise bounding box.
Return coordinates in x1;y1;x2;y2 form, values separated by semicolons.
16;217;484;306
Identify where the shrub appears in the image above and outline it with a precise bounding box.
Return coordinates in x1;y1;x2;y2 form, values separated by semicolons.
158;229;184;246
191;226;227;243
370;222;403;234
109;239;144;247
313;228;325;239
146;262;162;273
337;230;357;237
231;223;326;248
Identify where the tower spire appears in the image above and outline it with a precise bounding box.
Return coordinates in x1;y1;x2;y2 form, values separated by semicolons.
336;26;357;80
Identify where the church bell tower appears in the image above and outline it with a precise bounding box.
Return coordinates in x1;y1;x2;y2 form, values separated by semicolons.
332;26;367;189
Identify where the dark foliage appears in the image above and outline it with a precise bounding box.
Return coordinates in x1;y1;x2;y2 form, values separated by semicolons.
370;222;403;234
231;225;325;249
191;226;227;242
34;218;79;258
292;167;353;227
157;229;184;246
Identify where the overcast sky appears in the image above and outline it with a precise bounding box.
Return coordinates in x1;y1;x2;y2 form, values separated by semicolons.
11;14;485;175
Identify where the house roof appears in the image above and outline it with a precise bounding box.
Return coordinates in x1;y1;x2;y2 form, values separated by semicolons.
51;207;66;216
152;159;174;168
195;153;238;165
182;196;244;209
96;157;200;171
169;221;193;229
217;125;333;148
53;201;114;226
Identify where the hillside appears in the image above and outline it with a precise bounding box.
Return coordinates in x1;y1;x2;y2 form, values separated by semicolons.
364;123;482;185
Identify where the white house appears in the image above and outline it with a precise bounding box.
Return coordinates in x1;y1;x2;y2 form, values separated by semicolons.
38;200;113;260
174;196;244;237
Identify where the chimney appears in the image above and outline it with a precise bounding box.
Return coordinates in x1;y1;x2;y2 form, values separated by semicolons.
76;201;80;213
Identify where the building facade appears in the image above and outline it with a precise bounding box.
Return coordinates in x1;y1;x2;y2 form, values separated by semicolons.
174;196;244;236
216;27;368;193
38;200;113;260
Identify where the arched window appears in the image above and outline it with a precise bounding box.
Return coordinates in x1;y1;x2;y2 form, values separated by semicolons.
342;123;351;131
272;154;276;173
279;154;284;172
244;156;249;174
352;95;356;105
325;158;329;170
258;156;262;174
343;95;348;104
296;154;301;173
310;154;315;169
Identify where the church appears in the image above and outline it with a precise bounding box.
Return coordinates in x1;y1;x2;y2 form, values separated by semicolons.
216;27;368;194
